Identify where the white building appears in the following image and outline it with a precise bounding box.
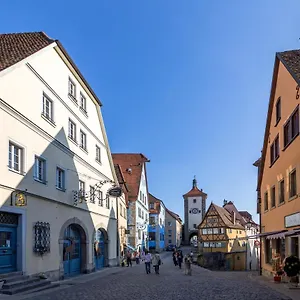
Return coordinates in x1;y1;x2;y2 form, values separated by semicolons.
0;32;122;280
183;177;207;245
112;154;150;251
165;209;182;248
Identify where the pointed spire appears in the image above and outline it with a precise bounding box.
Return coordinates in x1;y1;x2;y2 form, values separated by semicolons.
192;175;197;189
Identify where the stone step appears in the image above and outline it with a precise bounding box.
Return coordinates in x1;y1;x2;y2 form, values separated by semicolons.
0;272;23;280
2;277;40;289
2;274;29;283
1;280;51;295
20;282;61;296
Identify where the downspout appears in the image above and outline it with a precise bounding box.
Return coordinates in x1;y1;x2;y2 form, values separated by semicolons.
116;196;120;265
258;193;262;276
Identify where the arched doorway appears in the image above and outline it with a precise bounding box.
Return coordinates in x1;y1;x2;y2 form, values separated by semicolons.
94;228;108;270
189;233;198;247
63;224;86;277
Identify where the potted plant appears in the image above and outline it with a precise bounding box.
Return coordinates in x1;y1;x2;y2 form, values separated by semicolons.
283;255;300;284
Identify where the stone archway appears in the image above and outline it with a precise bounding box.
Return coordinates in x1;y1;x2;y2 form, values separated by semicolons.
189;232;198;246
92;224;109;269
58;217;89;279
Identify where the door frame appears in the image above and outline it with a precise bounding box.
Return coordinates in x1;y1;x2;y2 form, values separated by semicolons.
0;207;26;273
92;225;108;269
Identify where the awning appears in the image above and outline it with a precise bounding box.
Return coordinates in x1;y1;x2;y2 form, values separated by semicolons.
258;230;288;239
284;228;300;237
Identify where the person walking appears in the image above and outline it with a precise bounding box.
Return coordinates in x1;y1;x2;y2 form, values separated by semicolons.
184;254;192;275
126;251;132;267
152;251;162;274
144;250;152;274
177;250;183;269
172;249;178;266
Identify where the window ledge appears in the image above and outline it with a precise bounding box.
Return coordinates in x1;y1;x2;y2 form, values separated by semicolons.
278;201;285;207
95;159;102;166
274;117;281;127
270;206;276;210
283;133;299;151
269;155;280;168
68;94;78;105
34;178;47;185
8;168;25;176
80;146;88;154
68;137;78;146
79;107;88;118
264;209;269;213
288;195;298;202
41;114;56;127
56;187;66;192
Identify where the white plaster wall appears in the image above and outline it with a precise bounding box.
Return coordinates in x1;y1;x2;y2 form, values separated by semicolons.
246;226;260;271
159;202;165;227
187;196;204;231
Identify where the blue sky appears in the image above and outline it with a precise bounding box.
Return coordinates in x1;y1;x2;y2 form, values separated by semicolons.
2;0;300;222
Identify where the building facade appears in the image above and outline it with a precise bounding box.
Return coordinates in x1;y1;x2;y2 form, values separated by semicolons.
0;32;121;279
148;193;165;251
256;50;300;276
183;177;207;245
198;202;247;271
112;154;150;251
165;208;182;248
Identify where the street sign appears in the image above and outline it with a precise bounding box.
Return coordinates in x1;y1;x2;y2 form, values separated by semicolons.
108;186;123;197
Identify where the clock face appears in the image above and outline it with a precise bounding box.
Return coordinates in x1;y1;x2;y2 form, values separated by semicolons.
192;208;199;214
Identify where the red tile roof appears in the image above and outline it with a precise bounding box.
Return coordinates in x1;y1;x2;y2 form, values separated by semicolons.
0;32;54;72
148;193;161;214
112;153;150;201
183;186;207;198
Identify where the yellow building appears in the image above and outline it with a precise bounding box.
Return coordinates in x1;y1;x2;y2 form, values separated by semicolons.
198;201;247;270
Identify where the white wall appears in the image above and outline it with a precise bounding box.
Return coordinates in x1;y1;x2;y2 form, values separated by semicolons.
187;196;204;231
136;164;149;246
246;225;260;271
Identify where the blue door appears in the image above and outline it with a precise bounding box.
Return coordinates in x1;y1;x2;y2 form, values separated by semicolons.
0;226;17;274
63;225;81;277
94;229;105;270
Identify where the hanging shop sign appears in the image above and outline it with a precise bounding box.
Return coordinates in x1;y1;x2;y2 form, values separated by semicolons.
108;186;123;197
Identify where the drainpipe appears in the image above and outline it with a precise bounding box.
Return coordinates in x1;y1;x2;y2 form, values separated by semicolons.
116;196;120;265
258;194;262;276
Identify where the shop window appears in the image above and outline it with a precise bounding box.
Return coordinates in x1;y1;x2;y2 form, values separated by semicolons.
265;238;272;264
291;237;299;256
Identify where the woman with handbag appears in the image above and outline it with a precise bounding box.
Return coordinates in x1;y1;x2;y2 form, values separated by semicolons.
152;251;162;274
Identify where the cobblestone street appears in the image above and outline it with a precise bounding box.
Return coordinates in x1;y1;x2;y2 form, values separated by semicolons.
10;250;291;300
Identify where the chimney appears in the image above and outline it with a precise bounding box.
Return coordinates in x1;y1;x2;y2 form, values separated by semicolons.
232;212;236;225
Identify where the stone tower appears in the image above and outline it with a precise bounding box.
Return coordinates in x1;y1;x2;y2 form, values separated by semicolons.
183;176;207;245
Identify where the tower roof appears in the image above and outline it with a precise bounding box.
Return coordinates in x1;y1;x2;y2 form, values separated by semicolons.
183;176;207;198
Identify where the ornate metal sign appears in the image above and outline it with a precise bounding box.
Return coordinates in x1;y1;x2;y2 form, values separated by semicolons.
108;186;122;197
15;192;27;206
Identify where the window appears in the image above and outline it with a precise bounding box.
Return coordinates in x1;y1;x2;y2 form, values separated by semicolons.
207;228;213;234
275;97;281;124
279;180;285;204
42;94;53;122
124;207;126;219
168;230;172;234
140;191;142;201
149;203;154;209
138;230;141;240
120;204;123;216
80;130;87;150
90;186;95;203
271;186;276;207
68;78;76;99
219;228;224;234
229;229;232;233
264;191;269;211
106;194;110;209
34;156;46;183
193;199;196;203
202;229;208;234
96;145;101;162
265;238;272;264
80;93;86;112
68;119;76;142
229;242;232;247
168;222;172;226
168;239;172;244
289;169;297;198
8;142;23;173
56;167;65;190
148;232;155;241
284;107;299;147
270;136;279;165
142;211;144;219
138;208;141;218
98;191;103;206
79;180;85;197
203;242;210;248
193;224;197;229
149;216;155;225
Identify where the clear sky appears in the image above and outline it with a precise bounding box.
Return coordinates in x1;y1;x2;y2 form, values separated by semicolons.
2;0;300;222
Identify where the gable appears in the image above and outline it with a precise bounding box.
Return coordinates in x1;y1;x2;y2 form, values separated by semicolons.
199;204;226;228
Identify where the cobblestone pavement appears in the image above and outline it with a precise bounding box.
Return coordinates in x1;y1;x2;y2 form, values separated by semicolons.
21;251;291;300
